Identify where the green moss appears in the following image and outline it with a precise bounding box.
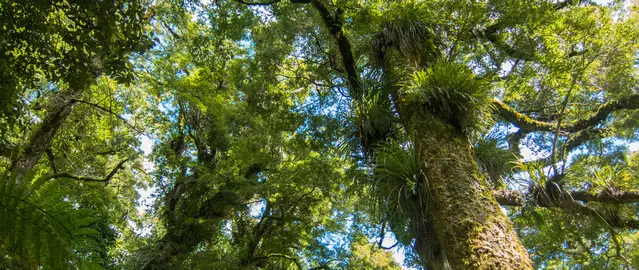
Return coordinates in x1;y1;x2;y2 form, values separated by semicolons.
401;111;533;269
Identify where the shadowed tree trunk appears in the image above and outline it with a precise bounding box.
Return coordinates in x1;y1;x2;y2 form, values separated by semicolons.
10;90;78;183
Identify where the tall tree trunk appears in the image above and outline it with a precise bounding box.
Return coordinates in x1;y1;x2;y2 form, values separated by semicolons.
309;1;532;266
10;90;78;183
405;110;532;269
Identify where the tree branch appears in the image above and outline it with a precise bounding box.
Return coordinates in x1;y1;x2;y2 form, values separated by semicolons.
491;99;556;132
494;189;527;206
494;189;639;205
570;190;639;204
563;127;609;151
0;141;13;158
11;92;78;183
481;27;536;62
311;0;362;100
564;94;639;132
48;158;129;185
45;148;57;174
478;0;587;61
494;189;639;229
507;129;526;157
97;147;126;156
253;253;302;269
555;0;586;10
235;0;312;6
234;0;281;5
492;94;639;133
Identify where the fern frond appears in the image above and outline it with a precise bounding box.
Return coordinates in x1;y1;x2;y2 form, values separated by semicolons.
0;175;102;269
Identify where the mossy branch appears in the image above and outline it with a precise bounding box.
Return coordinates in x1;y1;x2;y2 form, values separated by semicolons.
494;189;639;229
311;0;362;100
491;99;557;132
570;190;639;204
492;94;639;133
48;158;129;185
566;94;639;132
495;189;639;205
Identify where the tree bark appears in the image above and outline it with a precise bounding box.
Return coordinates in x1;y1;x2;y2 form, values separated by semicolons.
405;110;533;269
10;90;78;183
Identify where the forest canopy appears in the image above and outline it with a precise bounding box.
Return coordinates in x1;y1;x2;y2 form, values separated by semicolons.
1;0;639;269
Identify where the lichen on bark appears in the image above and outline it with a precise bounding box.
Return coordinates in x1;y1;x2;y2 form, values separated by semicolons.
406;110;532;269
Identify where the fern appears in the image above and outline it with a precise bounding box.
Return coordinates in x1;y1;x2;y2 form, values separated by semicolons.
0;174;102;269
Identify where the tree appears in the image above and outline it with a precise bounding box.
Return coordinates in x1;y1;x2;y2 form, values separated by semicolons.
2;0;639;269
1;0;153;268
218;0;639;268
1;0;152;182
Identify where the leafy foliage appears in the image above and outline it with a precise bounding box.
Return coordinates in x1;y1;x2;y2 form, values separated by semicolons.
0;0;152;134
2;0;639;269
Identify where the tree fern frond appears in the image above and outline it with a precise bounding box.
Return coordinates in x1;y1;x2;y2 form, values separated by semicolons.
0;175;102;269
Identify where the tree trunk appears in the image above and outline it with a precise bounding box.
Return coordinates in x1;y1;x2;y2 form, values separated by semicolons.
10;91;78;183
406;110;532;269
308;1;532;266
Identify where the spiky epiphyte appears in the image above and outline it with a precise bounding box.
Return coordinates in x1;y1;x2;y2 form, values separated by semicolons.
354;92;399;153
372;139;420;206
401;61;493;135
369;1;441;70
371;139;449;269
474;134;518;187
371;138;420;245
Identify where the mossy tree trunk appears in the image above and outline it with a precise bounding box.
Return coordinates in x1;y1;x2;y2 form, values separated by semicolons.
309;1;533;267
404;109;533;269
10;90;78;183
